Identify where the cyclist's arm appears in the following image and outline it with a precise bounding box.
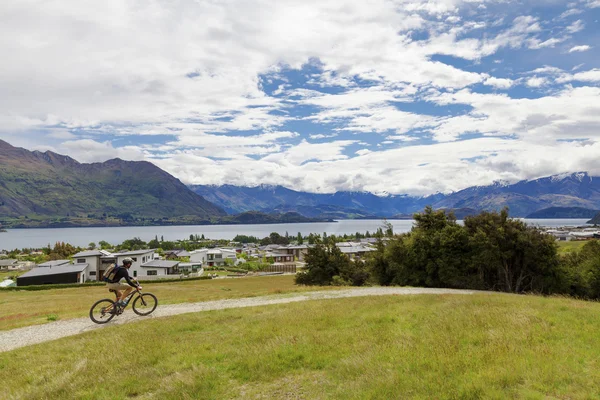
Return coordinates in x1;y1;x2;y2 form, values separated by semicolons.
123;270;140;288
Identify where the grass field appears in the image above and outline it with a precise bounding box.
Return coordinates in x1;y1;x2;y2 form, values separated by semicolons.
0;270;23;281
556;240;587;254
0;275;340;331
2;293;600;399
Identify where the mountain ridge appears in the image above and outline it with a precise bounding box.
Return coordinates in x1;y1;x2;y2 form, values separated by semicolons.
0;139;226;225
191;172;600;219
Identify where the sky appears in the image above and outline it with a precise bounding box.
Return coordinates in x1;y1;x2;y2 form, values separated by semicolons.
1;0;600;196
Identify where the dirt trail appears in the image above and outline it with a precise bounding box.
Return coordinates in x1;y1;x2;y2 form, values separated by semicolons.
0;287;476;353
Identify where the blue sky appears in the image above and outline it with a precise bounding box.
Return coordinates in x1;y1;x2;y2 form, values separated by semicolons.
1;0;600;195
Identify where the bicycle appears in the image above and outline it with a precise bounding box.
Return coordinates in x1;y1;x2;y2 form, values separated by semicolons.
89;284;158;324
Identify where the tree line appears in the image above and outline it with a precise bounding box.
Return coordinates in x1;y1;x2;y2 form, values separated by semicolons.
297;207;600;298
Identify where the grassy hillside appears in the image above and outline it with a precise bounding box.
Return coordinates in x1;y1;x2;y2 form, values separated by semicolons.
2;293;600;398
0;140;225;226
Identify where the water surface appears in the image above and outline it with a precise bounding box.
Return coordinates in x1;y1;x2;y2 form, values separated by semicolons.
0;219;591;251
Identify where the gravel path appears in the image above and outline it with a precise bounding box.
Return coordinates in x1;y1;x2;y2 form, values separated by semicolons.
0;287;475;353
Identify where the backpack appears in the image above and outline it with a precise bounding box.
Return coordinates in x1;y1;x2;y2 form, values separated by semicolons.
103;264;121;283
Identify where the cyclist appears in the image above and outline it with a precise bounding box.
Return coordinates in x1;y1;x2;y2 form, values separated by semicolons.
106;257;142;307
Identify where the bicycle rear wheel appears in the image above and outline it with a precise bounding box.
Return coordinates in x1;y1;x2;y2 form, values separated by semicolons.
90;299;117;324
132;293;158;316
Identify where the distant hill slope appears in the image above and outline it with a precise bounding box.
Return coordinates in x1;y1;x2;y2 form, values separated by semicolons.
526;207;600;219
189;184;433;217
192;173;600;218
0;140;226;223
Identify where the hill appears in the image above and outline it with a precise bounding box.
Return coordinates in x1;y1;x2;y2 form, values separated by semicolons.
2;283;600;399
526;207;600;219
0;140;226;227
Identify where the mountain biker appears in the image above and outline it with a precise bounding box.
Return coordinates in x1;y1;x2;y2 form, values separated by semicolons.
106;257;142;307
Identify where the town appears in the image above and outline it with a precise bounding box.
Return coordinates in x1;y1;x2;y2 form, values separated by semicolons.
0;233;379;287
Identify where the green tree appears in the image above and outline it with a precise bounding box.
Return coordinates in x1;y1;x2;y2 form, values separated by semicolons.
88;242;96;250
464;208;560;293
296;239;367;286
296;232;304;245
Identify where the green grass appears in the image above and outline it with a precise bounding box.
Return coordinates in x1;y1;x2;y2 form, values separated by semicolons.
0;270;23;281
2;293;600;399
0;275;340;331
557;240;587;254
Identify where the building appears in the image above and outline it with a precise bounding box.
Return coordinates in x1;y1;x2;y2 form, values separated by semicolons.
0;259;20;271
71;249;180;280
190;248;237;267
336;242;376;260
17;263;91;286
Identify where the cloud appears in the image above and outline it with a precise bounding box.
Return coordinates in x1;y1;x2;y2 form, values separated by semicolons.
483;76;515;89
525;77;548;87
566;19;585;33
569;45;592;53
60;140;146;163
2;0;600;195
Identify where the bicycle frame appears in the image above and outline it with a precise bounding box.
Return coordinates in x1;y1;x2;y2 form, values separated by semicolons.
110;288;144;311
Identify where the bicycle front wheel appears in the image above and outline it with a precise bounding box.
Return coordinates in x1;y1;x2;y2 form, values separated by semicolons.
132;293;158;316
90;299;117;324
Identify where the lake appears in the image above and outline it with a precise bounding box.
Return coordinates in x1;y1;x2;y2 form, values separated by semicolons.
0;218;592;251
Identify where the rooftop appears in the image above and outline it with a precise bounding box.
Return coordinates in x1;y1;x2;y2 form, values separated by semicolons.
38;260;71;267
0;259;19;267
142;260;180;268
19;264;88;278
116;249;155;256
72;250;105;258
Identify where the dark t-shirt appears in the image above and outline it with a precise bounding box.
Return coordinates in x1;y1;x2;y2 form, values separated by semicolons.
112;266;138;288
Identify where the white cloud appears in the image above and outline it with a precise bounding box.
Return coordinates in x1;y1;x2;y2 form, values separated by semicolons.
309;133;339;139
558;8;583;19
483;76;514;89
566;19;585;33
569;45;592;53
525;77;548;87
60;140;146;163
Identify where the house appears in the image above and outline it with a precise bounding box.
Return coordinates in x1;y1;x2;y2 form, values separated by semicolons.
284;245;310;261
164;250;191;260
72;248;178;280
17;263;91;286
336;242;376;260
177;262;204;274
71;250;117;281
0;259;20;271
263;251;298;273
190;248;237;267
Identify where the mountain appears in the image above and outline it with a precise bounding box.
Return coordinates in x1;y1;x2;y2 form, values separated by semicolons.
192;172;600;219
220;211;331;224
269;204;380;219
0;140;226;227
190;184;433;216
433;173;600;217
526;207;600;219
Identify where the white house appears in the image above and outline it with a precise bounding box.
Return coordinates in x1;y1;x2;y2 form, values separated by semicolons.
190;248;237;267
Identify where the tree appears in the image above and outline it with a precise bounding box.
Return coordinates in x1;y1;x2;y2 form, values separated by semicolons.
296;232;304;245
98;240;111;249
88;242;96;250
296;239;367;286
464;208;560;293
